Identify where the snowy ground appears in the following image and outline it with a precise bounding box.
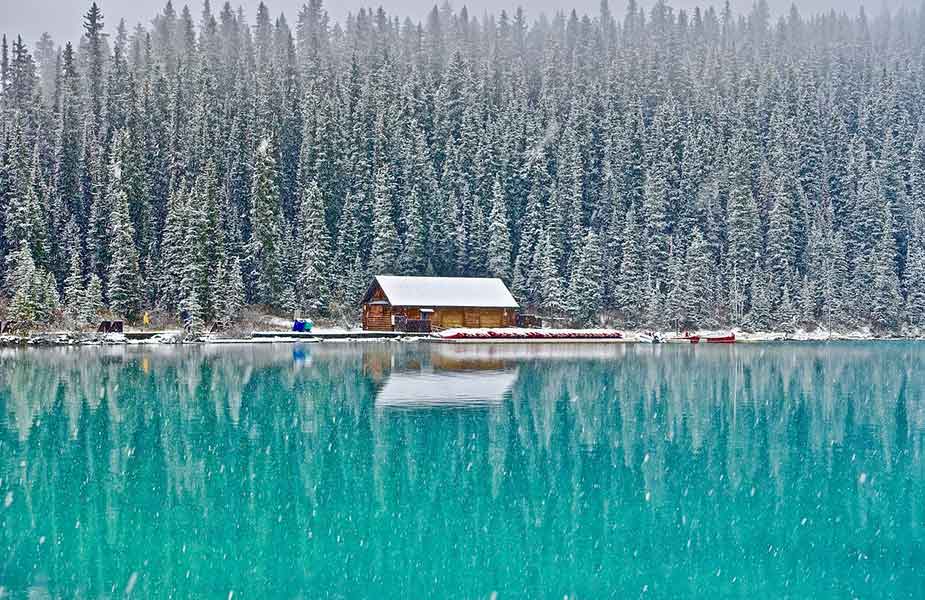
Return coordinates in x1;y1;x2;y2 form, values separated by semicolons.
1;324;920;348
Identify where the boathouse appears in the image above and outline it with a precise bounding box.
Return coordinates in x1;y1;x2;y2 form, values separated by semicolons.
361;276;519;332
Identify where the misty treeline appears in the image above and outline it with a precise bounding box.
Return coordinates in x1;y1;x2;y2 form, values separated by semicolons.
2;0;925;331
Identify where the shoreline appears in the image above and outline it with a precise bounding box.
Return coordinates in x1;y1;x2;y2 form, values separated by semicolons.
0;327;921;348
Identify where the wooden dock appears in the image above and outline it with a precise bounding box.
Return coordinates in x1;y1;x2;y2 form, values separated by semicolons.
251;331;432;341
124;330;182;340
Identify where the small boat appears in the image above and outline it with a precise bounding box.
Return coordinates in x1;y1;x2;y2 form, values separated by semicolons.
705;333;736;344
637;332;661;344
668;333;736;344
668;332;700;344
435;328;624;342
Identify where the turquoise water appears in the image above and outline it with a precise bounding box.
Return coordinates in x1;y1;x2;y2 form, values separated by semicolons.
1;342;923;598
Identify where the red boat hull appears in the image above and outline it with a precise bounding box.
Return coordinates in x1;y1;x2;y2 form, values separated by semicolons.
671;334;735;344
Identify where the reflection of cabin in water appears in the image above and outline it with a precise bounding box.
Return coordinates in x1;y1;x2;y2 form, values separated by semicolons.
361;276;519;332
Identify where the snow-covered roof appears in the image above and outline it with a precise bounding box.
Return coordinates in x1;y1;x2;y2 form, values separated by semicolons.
366;276;519;308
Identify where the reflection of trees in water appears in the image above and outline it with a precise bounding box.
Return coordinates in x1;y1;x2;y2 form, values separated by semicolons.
0;343;924;596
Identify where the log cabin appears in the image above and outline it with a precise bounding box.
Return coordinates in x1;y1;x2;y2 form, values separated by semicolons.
361;275;519;332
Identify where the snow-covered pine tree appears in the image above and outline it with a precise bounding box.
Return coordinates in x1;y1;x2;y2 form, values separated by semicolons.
600;195;625;308
487;179;512;282
7;241;40;325
726;179;761;290
85;135;111;283
180;294;205;335
177;164;225;321
369;166;400;275
216;256;246;324
643;271;665;330
617;206;646;325
2;120;45;287
80;274;105;325
429;190;457;277
869;209;902;332
399;188;428;276
765;177;798;303
567;229;603;326
277;228;299;313
538;229;568;316
642;149;673;286
797;276;817;330
246;137;283;305
747;265;773;331
509;248;530;305
39;271;60;323
180;184;210;321
468;195;489;275
684;227;715;329
107;178;142;320
63;251;85;324
296;180;332;313
822;232;850;330
850;162;887;262
665;240;687;330
905;228;925;330
774;284;798;333
159;185;188;310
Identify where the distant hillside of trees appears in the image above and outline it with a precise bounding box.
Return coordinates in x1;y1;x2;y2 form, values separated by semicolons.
2;0;925;332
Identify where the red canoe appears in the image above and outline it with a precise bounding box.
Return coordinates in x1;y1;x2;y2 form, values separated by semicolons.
670;333;736;344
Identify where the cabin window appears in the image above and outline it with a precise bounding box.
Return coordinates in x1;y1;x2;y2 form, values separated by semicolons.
369;305;384;316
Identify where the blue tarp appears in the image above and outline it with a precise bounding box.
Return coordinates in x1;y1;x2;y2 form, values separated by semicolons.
292;320;313;333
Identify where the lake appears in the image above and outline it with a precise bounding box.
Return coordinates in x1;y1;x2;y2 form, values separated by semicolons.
1;342;923;598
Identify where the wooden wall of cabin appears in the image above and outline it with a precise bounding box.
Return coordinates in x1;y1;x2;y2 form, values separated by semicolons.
363;304;517;331
432;308;515;329
362;303;393;331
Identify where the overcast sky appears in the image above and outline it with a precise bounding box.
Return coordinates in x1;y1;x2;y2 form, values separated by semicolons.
0;0;904;48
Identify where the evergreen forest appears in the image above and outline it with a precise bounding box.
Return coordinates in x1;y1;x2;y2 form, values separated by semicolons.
3;0;925;332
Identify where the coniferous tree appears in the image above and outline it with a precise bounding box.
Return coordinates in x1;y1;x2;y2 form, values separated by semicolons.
775;285;798;333
869;210;902;332
63;251;85;324
727;180;760;292
7;241;43;325
905;232;925;330
765;178;798;302
107;182;141;320
822;232;850;330
684;228;714;328
295;181;331;312
665;241;687;329
369;166;399;275
567;229;603;325
748;265;773;331
246;137;283;304
217;257;246;324
487;179;512;282
399;189;428;275
617;207;645;324
3;121;45;283
81;274;105;325
538;229;568;316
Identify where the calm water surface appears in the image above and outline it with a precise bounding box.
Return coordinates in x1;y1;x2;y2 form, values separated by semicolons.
1;342;924;598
